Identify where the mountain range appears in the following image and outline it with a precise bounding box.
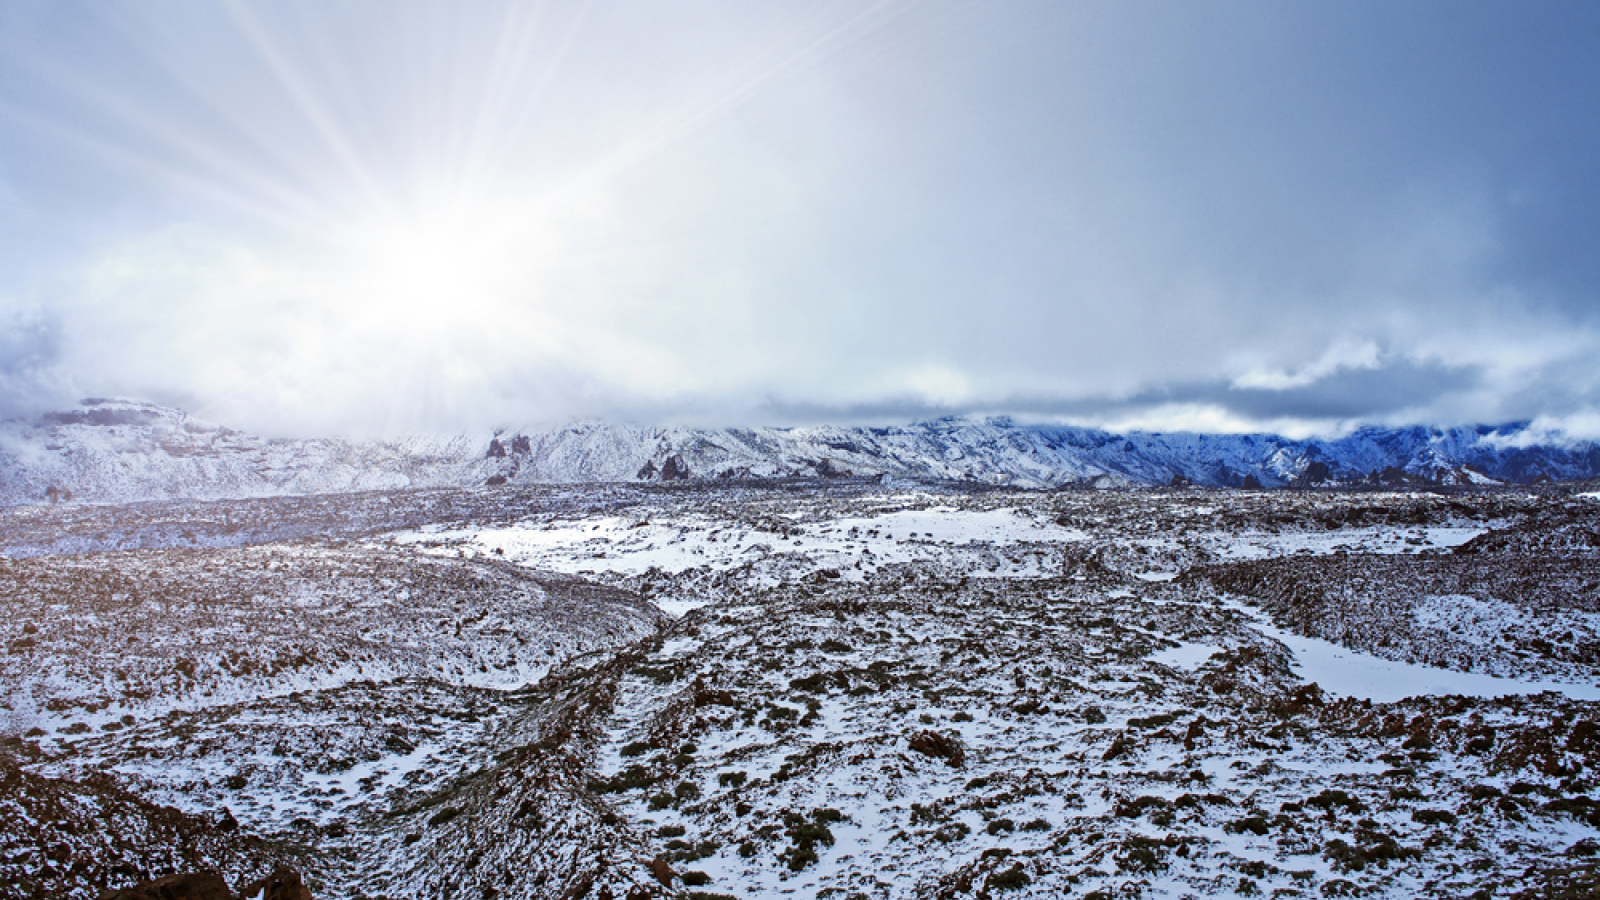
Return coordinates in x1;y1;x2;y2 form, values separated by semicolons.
2;397;1597;506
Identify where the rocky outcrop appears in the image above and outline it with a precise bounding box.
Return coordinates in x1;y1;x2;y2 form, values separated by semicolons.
659;454;691;481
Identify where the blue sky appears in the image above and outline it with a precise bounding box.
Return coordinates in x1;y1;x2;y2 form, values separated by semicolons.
0;0;1597;437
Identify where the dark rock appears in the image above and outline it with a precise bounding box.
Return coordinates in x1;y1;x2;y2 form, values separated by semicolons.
486;439;507;459
661;455;691;481
907;730;965;768
238;869;313;900
812;459;851;478
636;460;657;480
101;873;231;900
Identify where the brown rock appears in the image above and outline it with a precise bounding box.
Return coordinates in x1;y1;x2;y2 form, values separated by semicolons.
101;873;231;900
907;730;966;768
647;858;675;888
238;869;312;900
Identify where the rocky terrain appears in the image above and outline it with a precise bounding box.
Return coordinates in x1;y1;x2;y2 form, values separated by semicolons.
4;398;1600;507
4;480;1600;898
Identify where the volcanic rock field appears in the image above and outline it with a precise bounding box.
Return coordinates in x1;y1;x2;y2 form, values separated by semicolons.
4;481;1600;899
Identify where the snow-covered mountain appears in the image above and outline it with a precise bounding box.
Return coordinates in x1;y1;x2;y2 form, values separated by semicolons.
2;397;1598;506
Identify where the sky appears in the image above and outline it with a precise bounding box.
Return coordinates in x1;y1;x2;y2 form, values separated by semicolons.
0;0;1597;439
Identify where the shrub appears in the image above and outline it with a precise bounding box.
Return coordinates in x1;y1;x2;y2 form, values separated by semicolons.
682;872;712;887
1083;706;1107;724
781;844;819;871
1115;836;1169;874
620;741;651;758
1224;816;1269;836
1306;789;1366;814
718;771;747;788
986;864;1030;891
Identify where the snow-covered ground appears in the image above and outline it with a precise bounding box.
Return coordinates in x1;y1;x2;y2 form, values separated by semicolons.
7;484;1600;899
1227;598;1600;703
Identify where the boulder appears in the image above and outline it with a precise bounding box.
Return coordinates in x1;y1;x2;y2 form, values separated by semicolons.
907;730;966;768
239;868;313;900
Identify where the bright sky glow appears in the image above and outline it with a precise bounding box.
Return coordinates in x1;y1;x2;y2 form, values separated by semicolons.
1;1;1598;436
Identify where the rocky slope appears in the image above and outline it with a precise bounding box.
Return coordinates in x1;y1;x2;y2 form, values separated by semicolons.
3;398;1599;506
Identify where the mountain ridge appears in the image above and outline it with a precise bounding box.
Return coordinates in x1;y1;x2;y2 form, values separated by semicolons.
2;397;1598;506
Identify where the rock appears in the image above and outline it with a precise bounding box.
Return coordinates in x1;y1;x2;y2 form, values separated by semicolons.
238;868;313;900
647;858;675;888
812;459;851;478
907;730;965;768
101;873;232;900
661;454;691;481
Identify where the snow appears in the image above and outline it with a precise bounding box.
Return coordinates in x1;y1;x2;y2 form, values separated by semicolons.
1207;524;1486;560
396;506;1088;598
1148;642;1222;669
1228;599;1600;702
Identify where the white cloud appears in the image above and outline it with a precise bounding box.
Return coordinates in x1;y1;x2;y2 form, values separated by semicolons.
1231;339;1383;391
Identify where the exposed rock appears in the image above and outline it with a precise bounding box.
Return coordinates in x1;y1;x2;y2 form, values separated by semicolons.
101;873;231;900
238;868;313;900
660;455;691;481
647;858;675;888
907;730;966;768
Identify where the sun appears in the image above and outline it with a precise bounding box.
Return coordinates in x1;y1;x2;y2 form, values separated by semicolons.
328;195;536;341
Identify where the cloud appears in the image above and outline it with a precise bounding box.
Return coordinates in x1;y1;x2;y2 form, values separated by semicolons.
0;304;71;419
1231;340;1383;391
0;1;1596;436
